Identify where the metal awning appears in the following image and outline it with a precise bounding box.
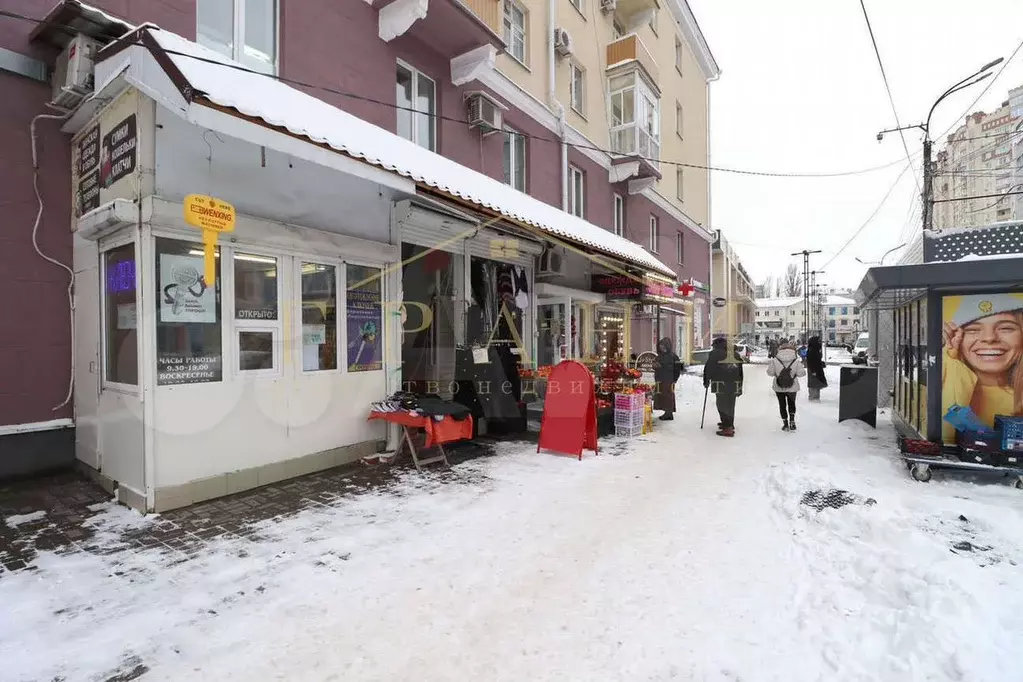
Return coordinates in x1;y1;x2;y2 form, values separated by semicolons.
856;257;1023;310
29;0;134;49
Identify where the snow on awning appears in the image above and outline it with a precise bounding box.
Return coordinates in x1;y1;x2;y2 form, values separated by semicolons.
29;0;135;49
108;26;676;279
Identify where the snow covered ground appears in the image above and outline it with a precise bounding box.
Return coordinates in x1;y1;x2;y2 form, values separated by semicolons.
3;364;1023;682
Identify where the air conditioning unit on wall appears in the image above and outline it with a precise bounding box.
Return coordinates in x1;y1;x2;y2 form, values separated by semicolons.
600;0;618;13
464;91;505;135
537;248;566;277
51;33;102;110
554;28;573;58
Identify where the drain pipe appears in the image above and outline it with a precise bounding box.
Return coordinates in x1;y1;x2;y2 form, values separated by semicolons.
547;0;568;211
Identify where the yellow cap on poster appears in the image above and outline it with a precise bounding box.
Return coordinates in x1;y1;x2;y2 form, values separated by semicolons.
183;194;236;285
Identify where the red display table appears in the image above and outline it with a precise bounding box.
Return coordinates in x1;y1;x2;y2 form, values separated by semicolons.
368;410;473;471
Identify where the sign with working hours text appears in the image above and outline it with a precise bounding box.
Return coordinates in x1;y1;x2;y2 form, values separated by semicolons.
590;274;677;303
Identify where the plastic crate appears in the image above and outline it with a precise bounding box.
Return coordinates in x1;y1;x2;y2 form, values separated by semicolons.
614;393;645;411
614;409;645;427
995;416;1023;453
615;422;644;437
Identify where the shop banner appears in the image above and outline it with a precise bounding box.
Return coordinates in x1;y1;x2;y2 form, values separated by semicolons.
160;254;216;323
347;266;382;372
941;293;1023;443
157;353;222;386
77;125;101;215
100;114;137;189
591;274;675;302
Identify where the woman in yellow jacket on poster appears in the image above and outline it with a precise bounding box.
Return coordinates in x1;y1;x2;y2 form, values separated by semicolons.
941;293;1023;444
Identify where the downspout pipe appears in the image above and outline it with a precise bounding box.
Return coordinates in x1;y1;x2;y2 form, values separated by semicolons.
547;0;568;211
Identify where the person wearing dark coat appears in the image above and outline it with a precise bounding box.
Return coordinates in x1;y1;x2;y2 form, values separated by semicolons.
703;337;745;437
653;337;683;420
805;335;827;401
768;338;779;359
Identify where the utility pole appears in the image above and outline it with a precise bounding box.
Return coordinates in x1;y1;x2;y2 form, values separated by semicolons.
791;250;821;344
811;270;826;341
877;58;1003;234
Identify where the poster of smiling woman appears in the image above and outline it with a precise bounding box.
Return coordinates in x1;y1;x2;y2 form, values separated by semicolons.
942;293;1023;443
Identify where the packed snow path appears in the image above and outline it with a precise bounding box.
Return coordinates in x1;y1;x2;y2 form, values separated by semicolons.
3;359;1023;681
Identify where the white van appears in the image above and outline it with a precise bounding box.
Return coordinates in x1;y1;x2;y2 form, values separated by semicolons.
852;332;870;365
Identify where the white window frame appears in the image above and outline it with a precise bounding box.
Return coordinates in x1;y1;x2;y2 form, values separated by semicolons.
676;231;684;265
676;166;684;202
504;0;527;65
569;0;584;14
297;260;343;374
609;72;660;166
99;233;141;393
570;63;586;116
648;8;658;34
675;36;683;75
230;250;283;377
649;215;659;253
196;0;279;75
675;101;683;139
396;60;437;152
504;127;527;192
569;165;585;218
613;193;625;237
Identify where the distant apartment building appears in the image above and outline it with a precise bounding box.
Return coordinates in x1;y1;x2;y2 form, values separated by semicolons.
754;297;803;342
933;93;1021;230
823;296;861;345
711;230;755;339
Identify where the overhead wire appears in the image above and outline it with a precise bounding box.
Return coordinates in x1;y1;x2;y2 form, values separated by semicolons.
0;7;915;180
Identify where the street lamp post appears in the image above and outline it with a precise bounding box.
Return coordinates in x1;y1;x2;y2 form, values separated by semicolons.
877;58;1003;232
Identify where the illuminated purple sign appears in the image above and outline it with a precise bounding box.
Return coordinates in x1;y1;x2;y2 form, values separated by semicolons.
107;260;136;294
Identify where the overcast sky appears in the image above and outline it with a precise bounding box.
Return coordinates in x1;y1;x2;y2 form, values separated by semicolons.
688;0;1023;293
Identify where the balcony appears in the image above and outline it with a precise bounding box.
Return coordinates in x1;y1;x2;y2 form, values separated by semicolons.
377;0;504;65
606;33;659;86
614;0;660;22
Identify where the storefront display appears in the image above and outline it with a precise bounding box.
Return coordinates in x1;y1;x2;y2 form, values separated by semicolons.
347;264;383;372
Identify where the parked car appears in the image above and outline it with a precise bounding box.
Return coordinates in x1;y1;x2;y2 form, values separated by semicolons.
851;332;870;365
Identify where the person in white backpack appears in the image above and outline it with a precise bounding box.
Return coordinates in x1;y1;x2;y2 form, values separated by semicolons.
767;340;806;431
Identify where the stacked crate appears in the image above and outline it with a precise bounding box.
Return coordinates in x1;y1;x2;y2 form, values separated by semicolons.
614;393;645;437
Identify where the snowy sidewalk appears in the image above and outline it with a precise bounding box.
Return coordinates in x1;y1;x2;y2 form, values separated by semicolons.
3;365;1023;681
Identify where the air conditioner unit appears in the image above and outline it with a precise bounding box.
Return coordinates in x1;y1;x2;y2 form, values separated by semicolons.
51;33;102;110
554;28;574;58
600;0;617;13
465;91;504;135
537;248;566;277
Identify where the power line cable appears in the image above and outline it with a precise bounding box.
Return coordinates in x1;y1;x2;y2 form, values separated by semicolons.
858;0;922;194
0;8;915;180
936;35;1023;140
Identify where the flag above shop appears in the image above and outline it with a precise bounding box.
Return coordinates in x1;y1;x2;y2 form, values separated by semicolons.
95;26;676;279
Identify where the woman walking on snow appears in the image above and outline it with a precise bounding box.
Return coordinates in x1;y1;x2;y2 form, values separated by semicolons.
805;336;827;402
767;339;806;431
653;337;684;421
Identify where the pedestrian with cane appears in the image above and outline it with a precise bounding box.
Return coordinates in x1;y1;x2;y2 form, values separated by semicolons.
703;337;745;437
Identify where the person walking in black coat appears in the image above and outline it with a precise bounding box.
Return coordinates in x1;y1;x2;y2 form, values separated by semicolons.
703;337;745;437
805;336;827;402
768;338;779;359
653;337;683;421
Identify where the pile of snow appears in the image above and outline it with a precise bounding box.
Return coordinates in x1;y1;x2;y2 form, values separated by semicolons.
4;511;46;529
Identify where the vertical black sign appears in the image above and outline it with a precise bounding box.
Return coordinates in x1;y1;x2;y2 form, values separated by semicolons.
77;125;100;216
100;114;137;189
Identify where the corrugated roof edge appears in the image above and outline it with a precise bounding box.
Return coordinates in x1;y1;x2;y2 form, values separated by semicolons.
115;26;677;279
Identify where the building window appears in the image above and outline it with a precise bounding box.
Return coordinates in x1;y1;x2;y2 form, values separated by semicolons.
840;318;849;327
841;306;849;315
675;101;684;139
301;263;338;371
569;165;585;218
569;0;583;13
829;307;835;315
648;8;658;34
503;128;526;191
610;72;660;164
346;265;384;372
612;18;626;39
676;231;684;264
504;0;527;64
103;243;138;385
649;215;659;253
676;166;684;201
155;237;223;386
613;193;625;237
396;62;436;151
675;36;683;74
570;63;586;115
234;252;279;372
197;0;277;74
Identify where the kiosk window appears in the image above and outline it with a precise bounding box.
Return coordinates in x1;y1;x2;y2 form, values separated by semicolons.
103;243;138;385
239;330;274;370
301;262;338;371
155;237;223;385
234;253;278;320
346;265;383;372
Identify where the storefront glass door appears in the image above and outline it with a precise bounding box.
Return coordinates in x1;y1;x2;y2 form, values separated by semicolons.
537;298;570;367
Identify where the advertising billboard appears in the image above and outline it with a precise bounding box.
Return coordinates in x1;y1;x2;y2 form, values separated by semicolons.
941;293;1023;443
